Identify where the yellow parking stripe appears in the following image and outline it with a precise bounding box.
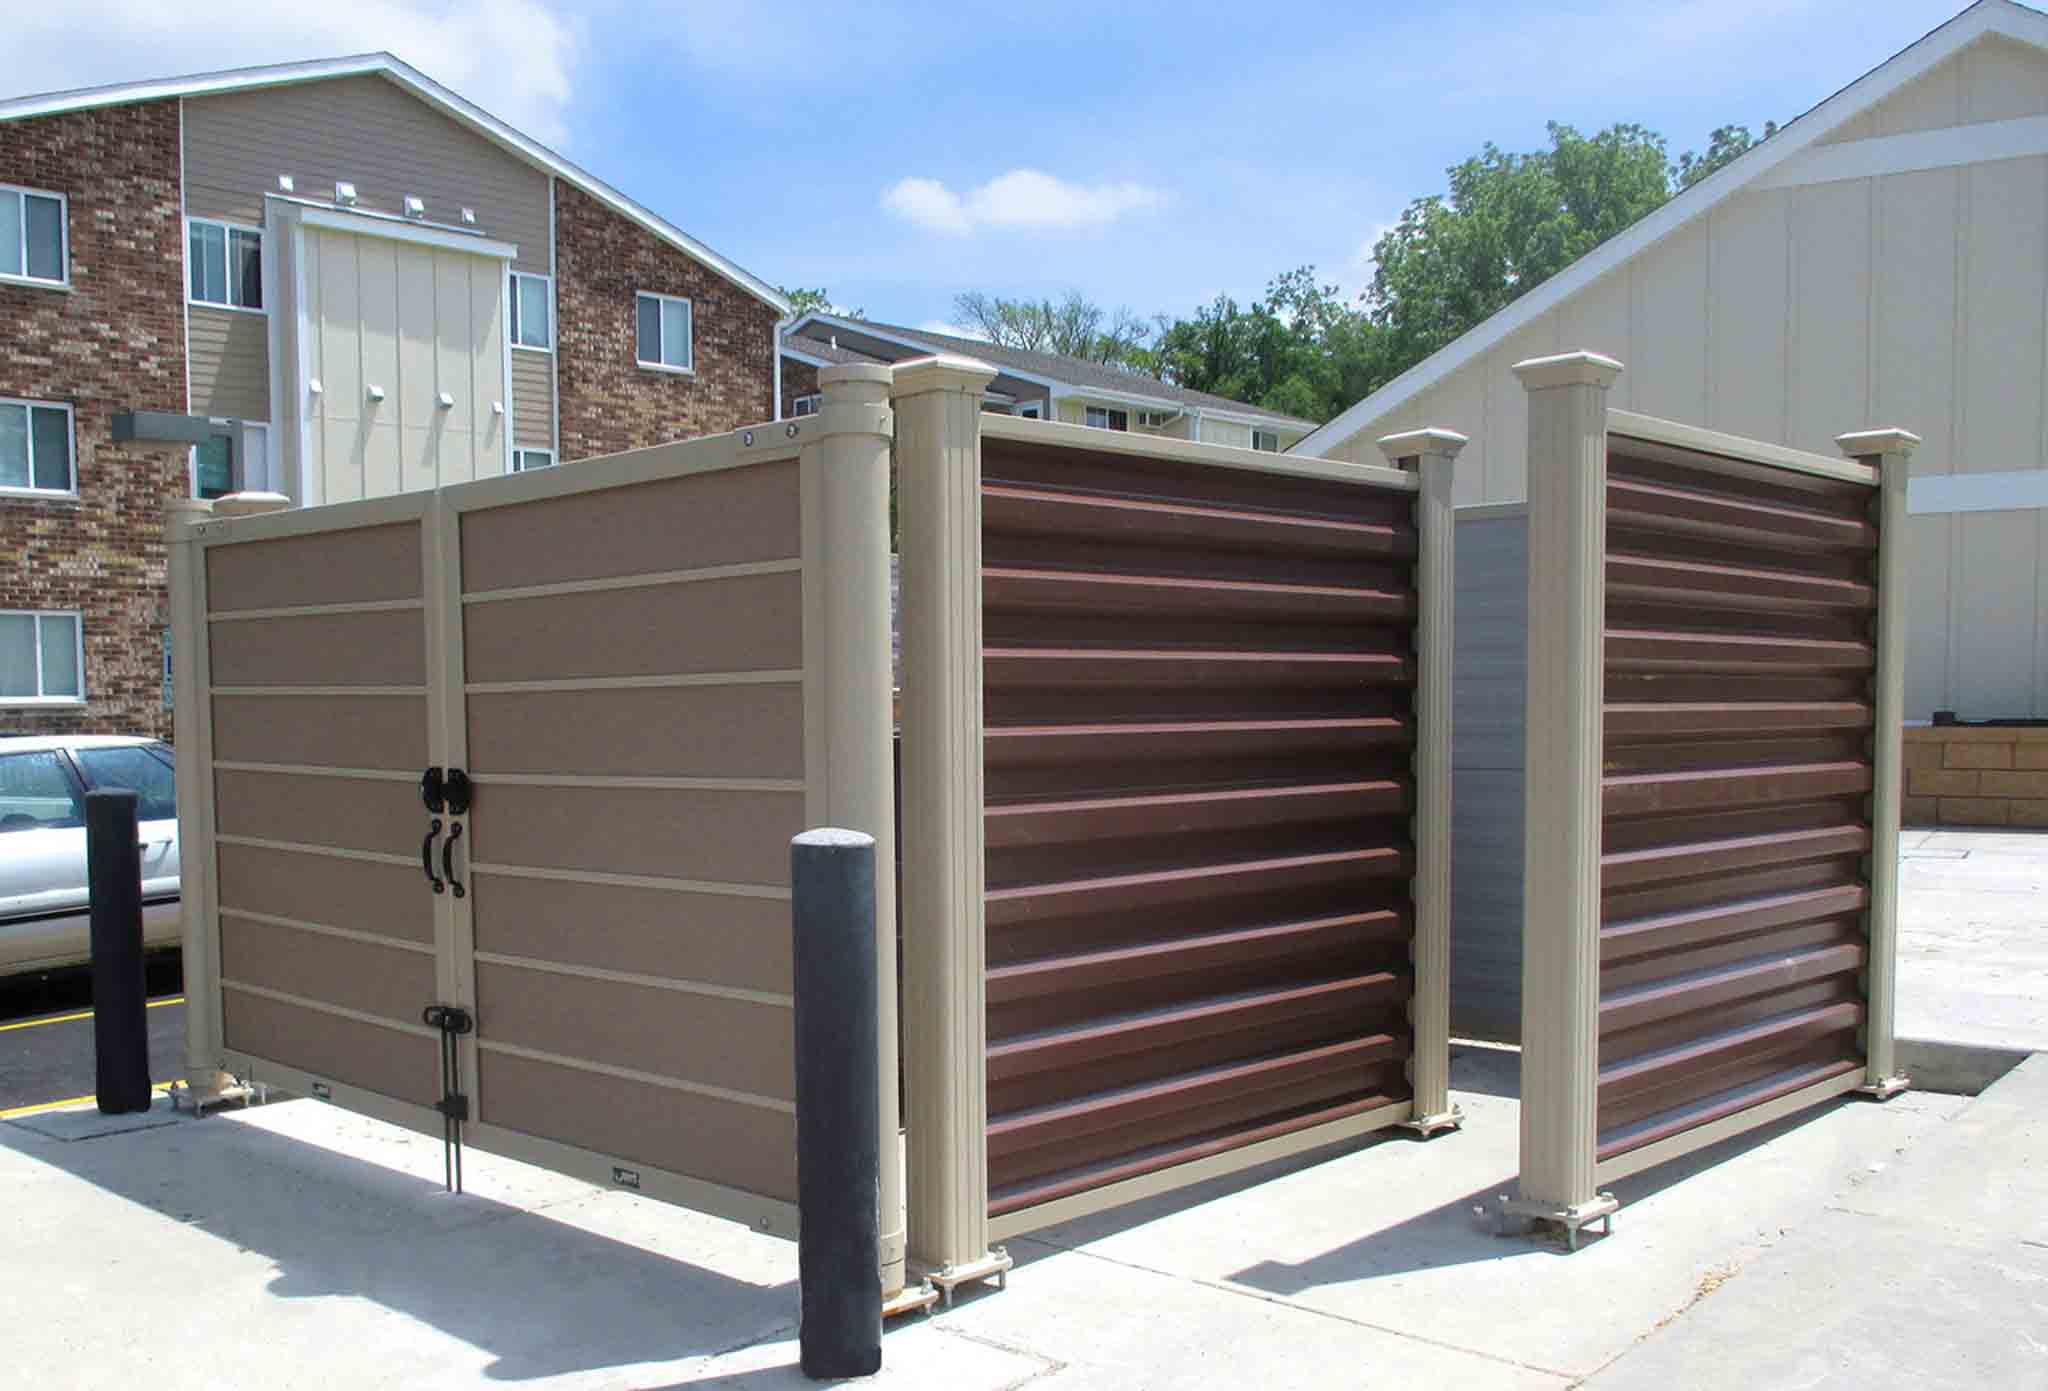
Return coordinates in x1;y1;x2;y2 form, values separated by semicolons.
0;995;184;1034
1;1080;183;1120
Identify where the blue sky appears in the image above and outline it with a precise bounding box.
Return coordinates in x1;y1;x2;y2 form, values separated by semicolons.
10;1;1976;329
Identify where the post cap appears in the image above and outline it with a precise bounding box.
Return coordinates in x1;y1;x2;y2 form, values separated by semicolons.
792;827;877;850
212;491;291;518
890;352;999;398
818;362;893;390
1834;428;1921;460
1511;351;1624;392
1376;427;1469;466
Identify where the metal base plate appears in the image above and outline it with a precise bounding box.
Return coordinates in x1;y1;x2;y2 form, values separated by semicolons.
918;1248;1014;1307
1856;1073;1911;1102
167;1080;263;1116
1398;1107;1465;1139
1500;1191;1620;1251
883;1283;941;1320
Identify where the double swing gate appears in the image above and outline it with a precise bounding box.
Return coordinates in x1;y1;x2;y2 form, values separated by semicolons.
171;392;901;1241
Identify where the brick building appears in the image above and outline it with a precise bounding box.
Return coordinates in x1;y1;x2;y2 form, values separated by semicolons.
0;54;789;737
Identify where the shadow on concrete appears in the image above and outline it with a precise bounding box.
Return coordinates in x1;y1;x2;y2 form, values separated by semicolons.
1226;1097;1859;1296
0;1104;799;1383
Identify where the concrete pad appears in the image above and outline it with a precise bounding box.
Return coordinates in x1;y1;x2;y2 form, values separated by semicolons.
1010;1046;1967;1381
1896;828;2048;1051
1894;1036;2029;1095
1586;1055;2048;1390
6;1094;181;1140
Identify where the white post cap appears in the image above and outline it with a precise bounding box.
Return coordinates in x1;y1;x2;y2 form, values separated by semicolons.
891;352;998;397
212;491;291;518
1835;428;1922;460
1512;351;1624;391
1376;427;1469;466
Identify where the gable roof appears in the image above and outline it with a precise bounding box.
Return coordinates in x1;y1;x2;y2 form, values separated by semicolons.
787;313;1319;429
0;52;789;315
783;336;888;369
1294;0;2048;457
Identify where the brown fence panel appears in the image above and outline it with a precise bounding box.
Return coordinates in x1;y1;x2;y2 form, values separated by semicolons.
1596;433;1878;1165
976;430;1420;1219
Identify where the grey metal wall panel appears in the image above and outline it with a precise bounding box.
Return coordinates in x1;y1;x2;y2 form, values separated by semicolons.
1452;508;1528;1042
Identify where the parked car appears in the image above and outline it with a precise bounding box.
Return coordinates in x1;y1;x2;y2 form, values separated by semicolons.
0;735;179;977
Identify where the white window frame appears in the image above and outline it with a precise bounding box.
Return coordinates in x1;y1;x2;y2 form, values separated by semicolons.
185;217;265;314
512;448;556;472
187;420;272;499
0;184;68;290
1251;428;1282;452
1085;406;1129;432
0;397;77;498
510;271;553;351
791;393;821;417
635;291;694;374
0;609;85;706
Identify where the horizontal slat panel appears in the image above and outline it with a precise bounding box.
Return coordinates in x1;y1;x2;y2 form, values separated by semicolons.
462;571;801;684
215;841;434;945
222;916;434;1027
1607;628;1873;672
223;988;437;1108
983;481;1416;558
205;522;423;611
1603;883;1868;963
985;647;1410;690
468;875;790;995
210;694;427;771
985;566;1414;624
1605;701;1872;737
986;781;1405;848
466;683;804;779
469;784;803;888
478;1050;797;1203
214;769;424;858
1605;762;1872;817
458;459;799;594
209;610;426;688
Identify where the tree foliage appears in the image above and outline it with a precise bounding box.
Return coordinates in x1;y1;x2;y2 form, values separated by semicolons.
1675;121;1780;189
953;289;1152;367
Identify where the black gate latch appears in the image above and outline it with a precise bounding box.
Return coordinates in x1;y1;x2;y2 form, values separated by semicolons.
422;1003;474;1193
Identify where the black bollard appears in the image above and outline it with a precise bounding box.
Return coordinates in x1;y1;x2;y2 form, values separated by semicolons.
86;789;151;1114
791;828;883;1379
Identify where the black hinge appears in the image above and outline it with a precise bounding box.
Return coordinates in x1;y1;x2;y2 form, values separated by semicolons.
422;1004;474;1192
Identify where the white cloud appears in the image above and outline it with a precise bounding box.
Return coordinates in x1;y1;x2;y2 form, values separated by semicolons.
882;169;1165;235
0;0;583;147
917;320;988;341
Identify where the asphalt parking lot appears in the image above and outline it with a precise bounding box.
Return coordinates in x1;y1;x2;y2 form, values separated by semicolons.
0;956;184;1114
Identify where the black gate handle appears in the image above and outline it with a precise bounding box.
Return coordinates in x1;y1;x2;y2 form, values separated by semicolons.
442;821;465;899
422;818;445;893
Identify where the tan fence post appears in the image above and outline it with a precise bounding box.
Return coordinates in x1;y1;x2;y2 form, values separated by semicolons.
891;352;1010;1298
167;498;230;1106
1377;428;1469;1136
1835;427;1920;1100
802;362;909;1297
1507;351;1623;1242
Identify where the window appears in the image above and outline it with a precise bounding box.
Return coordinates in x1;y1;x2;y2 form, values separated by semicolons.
1084;406;1128;432
1136;410;1172;428
74;743;178;823
1015;402;1043;420
187;219;262;311
0;751;84;833
510;272;552;350
0;399;74;495
791;394;821;417
513;448;555;471
0;612;83;704
635;292;693;372
0;185;66;287
191;422;270;499
1252;429;1281;452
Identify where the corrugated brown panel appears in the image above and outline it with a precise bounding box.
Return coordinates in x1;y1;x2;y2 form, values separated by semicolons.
980;436;1418;1216
1596;439;1877;1163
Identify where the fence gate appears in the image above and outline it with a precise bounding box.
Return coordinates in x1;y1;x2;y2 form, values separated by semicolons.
173;409;895;1240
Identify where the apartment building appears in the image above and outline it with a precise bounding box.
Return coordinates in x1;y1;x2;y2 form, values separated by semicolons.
0;54;788;738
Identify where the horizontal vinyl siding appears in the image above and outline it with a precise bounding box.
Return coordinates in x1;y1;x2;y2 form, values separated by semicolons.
184;75;550;275
1321;38;2048;718
510;350;554;450
187;304;270;421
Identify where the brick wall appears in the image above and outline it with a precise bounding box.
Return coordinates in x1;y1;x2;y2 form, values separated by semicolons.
1902;726;2048;828
781;356;819;419
0;101;186;739
553;180;778;458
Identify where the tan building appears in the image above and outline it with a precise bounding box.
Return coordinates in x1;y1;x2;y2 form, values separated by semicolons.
1297;0;2048;728
0;54;788;735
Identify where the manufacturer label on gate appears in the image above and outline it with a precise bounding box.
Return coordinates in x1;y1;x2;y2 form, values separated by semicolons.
611;1166;641;1190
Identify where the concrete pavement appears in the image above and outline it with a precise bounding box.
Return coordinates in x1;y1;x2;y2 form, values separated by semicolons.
0;1044;1983;1390
1897;829;2048;1050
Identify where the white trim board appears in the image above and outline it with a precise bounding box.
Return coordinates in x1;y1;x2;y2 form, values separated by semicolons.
1756;113;2048;190
1908;467;2048;515
0;52;789;314
297;205;516;259
1292;0;2048;458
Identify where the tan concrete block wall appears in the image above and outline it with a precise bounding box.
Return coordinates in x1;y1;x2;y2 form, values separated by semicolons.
1904;727;2048;827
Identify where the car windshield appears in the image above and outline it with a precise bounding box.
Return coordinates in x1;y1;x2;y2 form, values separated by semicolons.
74;745;177;822
0;750;84;833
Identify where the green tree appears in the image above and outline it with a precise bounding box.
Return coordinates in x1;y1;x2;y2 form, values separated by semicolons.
952;289;1152;367
1151;267;1383;423
1675;121;1780;189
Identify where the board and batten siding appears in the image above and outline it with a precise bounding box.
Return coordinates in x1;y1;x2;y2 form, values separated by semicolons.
187;304;270;422
1327;35;2048;720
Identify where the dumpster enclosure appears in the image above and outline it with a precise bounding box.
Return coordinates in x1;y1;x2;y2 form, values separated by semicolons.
1505;351;1915;1240
172;356;1466;1301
